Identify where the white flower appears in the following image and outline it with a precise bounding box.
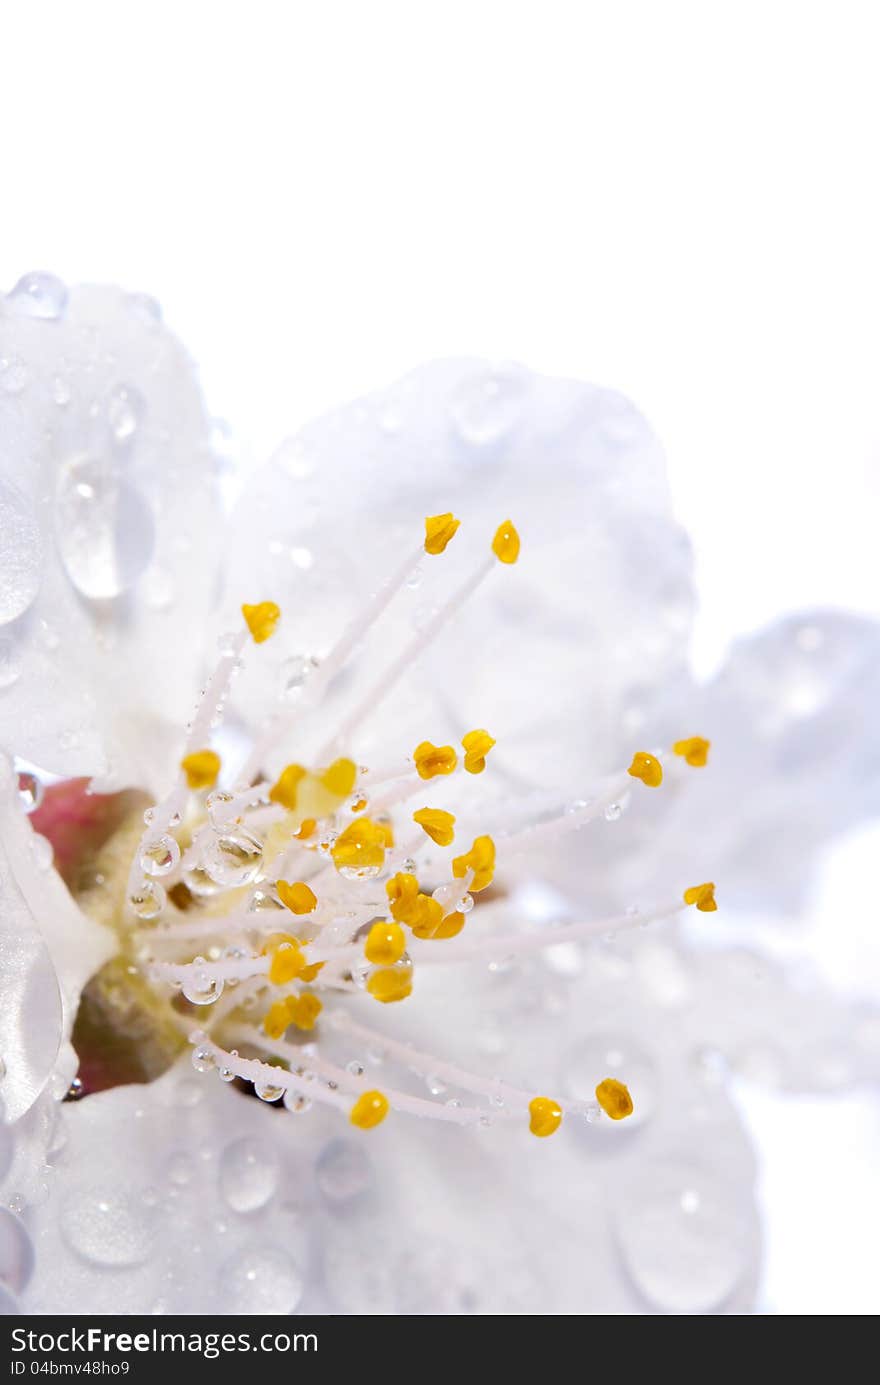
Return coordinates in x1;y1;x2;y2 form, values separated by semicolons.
0;277;877;1315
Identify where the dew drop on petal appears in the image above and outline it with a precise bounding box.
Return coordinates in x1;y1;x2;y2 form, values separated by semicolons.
315;1139;371;1203
54;457;155;600
614;1161;749;1313
0;479;43;626
219;1138;279;1213
60;1189;154;1268
6;271;68;319
217;1245;303;1314
106;385;145;445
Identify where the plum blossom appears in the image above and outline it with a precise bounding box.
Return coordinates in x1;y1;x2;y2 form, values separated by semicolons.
0;277;878;1315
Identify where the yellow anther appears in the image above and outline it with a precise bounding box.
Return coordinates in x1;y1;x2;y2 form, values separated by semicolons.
628;751;663;788
673;736;711;767
528;1096;563;1138
268;764;307;811
684;882;717;912
352;797;368;812
180;749;221;791
350;1090;390;1130
409;895;446;939
299;961;325;983
291;993;322;1031
367;966;413;1004
294;818;317;840
320;757;358;798
386;872;421;923
492;519;520;565
461;728;496;775
452;834;496;892
413;740;458;780
276;880;318;915
424;512;461;556
242;601;281;644
331;817;388;874
365;921;407;966
431;910;465;940
595;1078;634;1121
263;999;295;1039
266;937;307;985
413;807;456;846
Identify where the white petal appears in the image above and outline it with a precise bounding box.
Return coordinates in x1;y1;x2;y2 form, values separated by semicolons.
0;284;222;794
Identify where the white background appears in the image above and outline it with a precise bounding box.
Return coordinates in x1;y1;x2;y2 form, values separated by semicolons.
2;1;878;1313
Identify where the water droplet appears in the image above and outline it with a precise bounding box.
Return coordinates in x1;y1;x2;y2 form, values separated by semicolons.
458;893;474;914
190;1046;215;1074
129;879;166;922
60;1189;154;1267
604;801;623;822
183;865;223;898
181;963;224;1006
0;479;43;626
615;1161;749;1312
219;1138;279;1213
139;834;180;877
16;771;43;813
54;457;154;600
0;357;31;394
425;1073;447;1096
254;1080;284;1104
202;831;263;887
107;384;145;445
316;1139;371;1202
561;1032;658;1129
282;1090;311;1114
65;1077;84;1101
6;271;68;319
279;654;316;700
451;366;527;446
346;1060;365;1078
217;1244;303;1314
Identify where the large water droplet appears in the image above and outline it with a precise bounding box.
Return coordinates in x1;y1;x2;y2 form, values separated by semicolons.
54;457;155;600
615;1160;749;1312
315;1139;371;1203
60;1189;154;1267
0;1210;35;1292
0;479;43;626
561;1031;658;1130
202;831;263;887
107;385;145;445
7;272;68;320
219;1138;279;1213
451;367;527;446
217;1245;303;1314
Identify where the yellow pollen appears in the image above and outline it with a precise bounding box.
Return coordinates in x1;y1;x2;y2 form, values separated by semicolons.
242;601;281;644
331;817;388;874
452;834;496;892
291;993;322;1031
492;519;520;564
386;872;421;923
673;736;711;767
684;882;717;912
412;807;456;846
320;757;358;797
299;961;324;982
413;740;458;780
364;921;407;966
461;728;496;775
595;1078;634;1121
276;880;318;915
428;910;465;940
528;1096;563;1138
352;797;368;812
294;818;317;840
265;936;307;985
407;894;445;938
180;749;221;791
628;751;663;788
367;966;413;1004
350;1090;390;1130
263;999;294;1040
424;512;461;555
268;763;307;811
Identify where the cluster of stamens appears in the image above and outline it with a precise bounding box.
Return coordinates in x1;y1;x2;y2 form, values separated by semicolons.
123;515;715;1136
